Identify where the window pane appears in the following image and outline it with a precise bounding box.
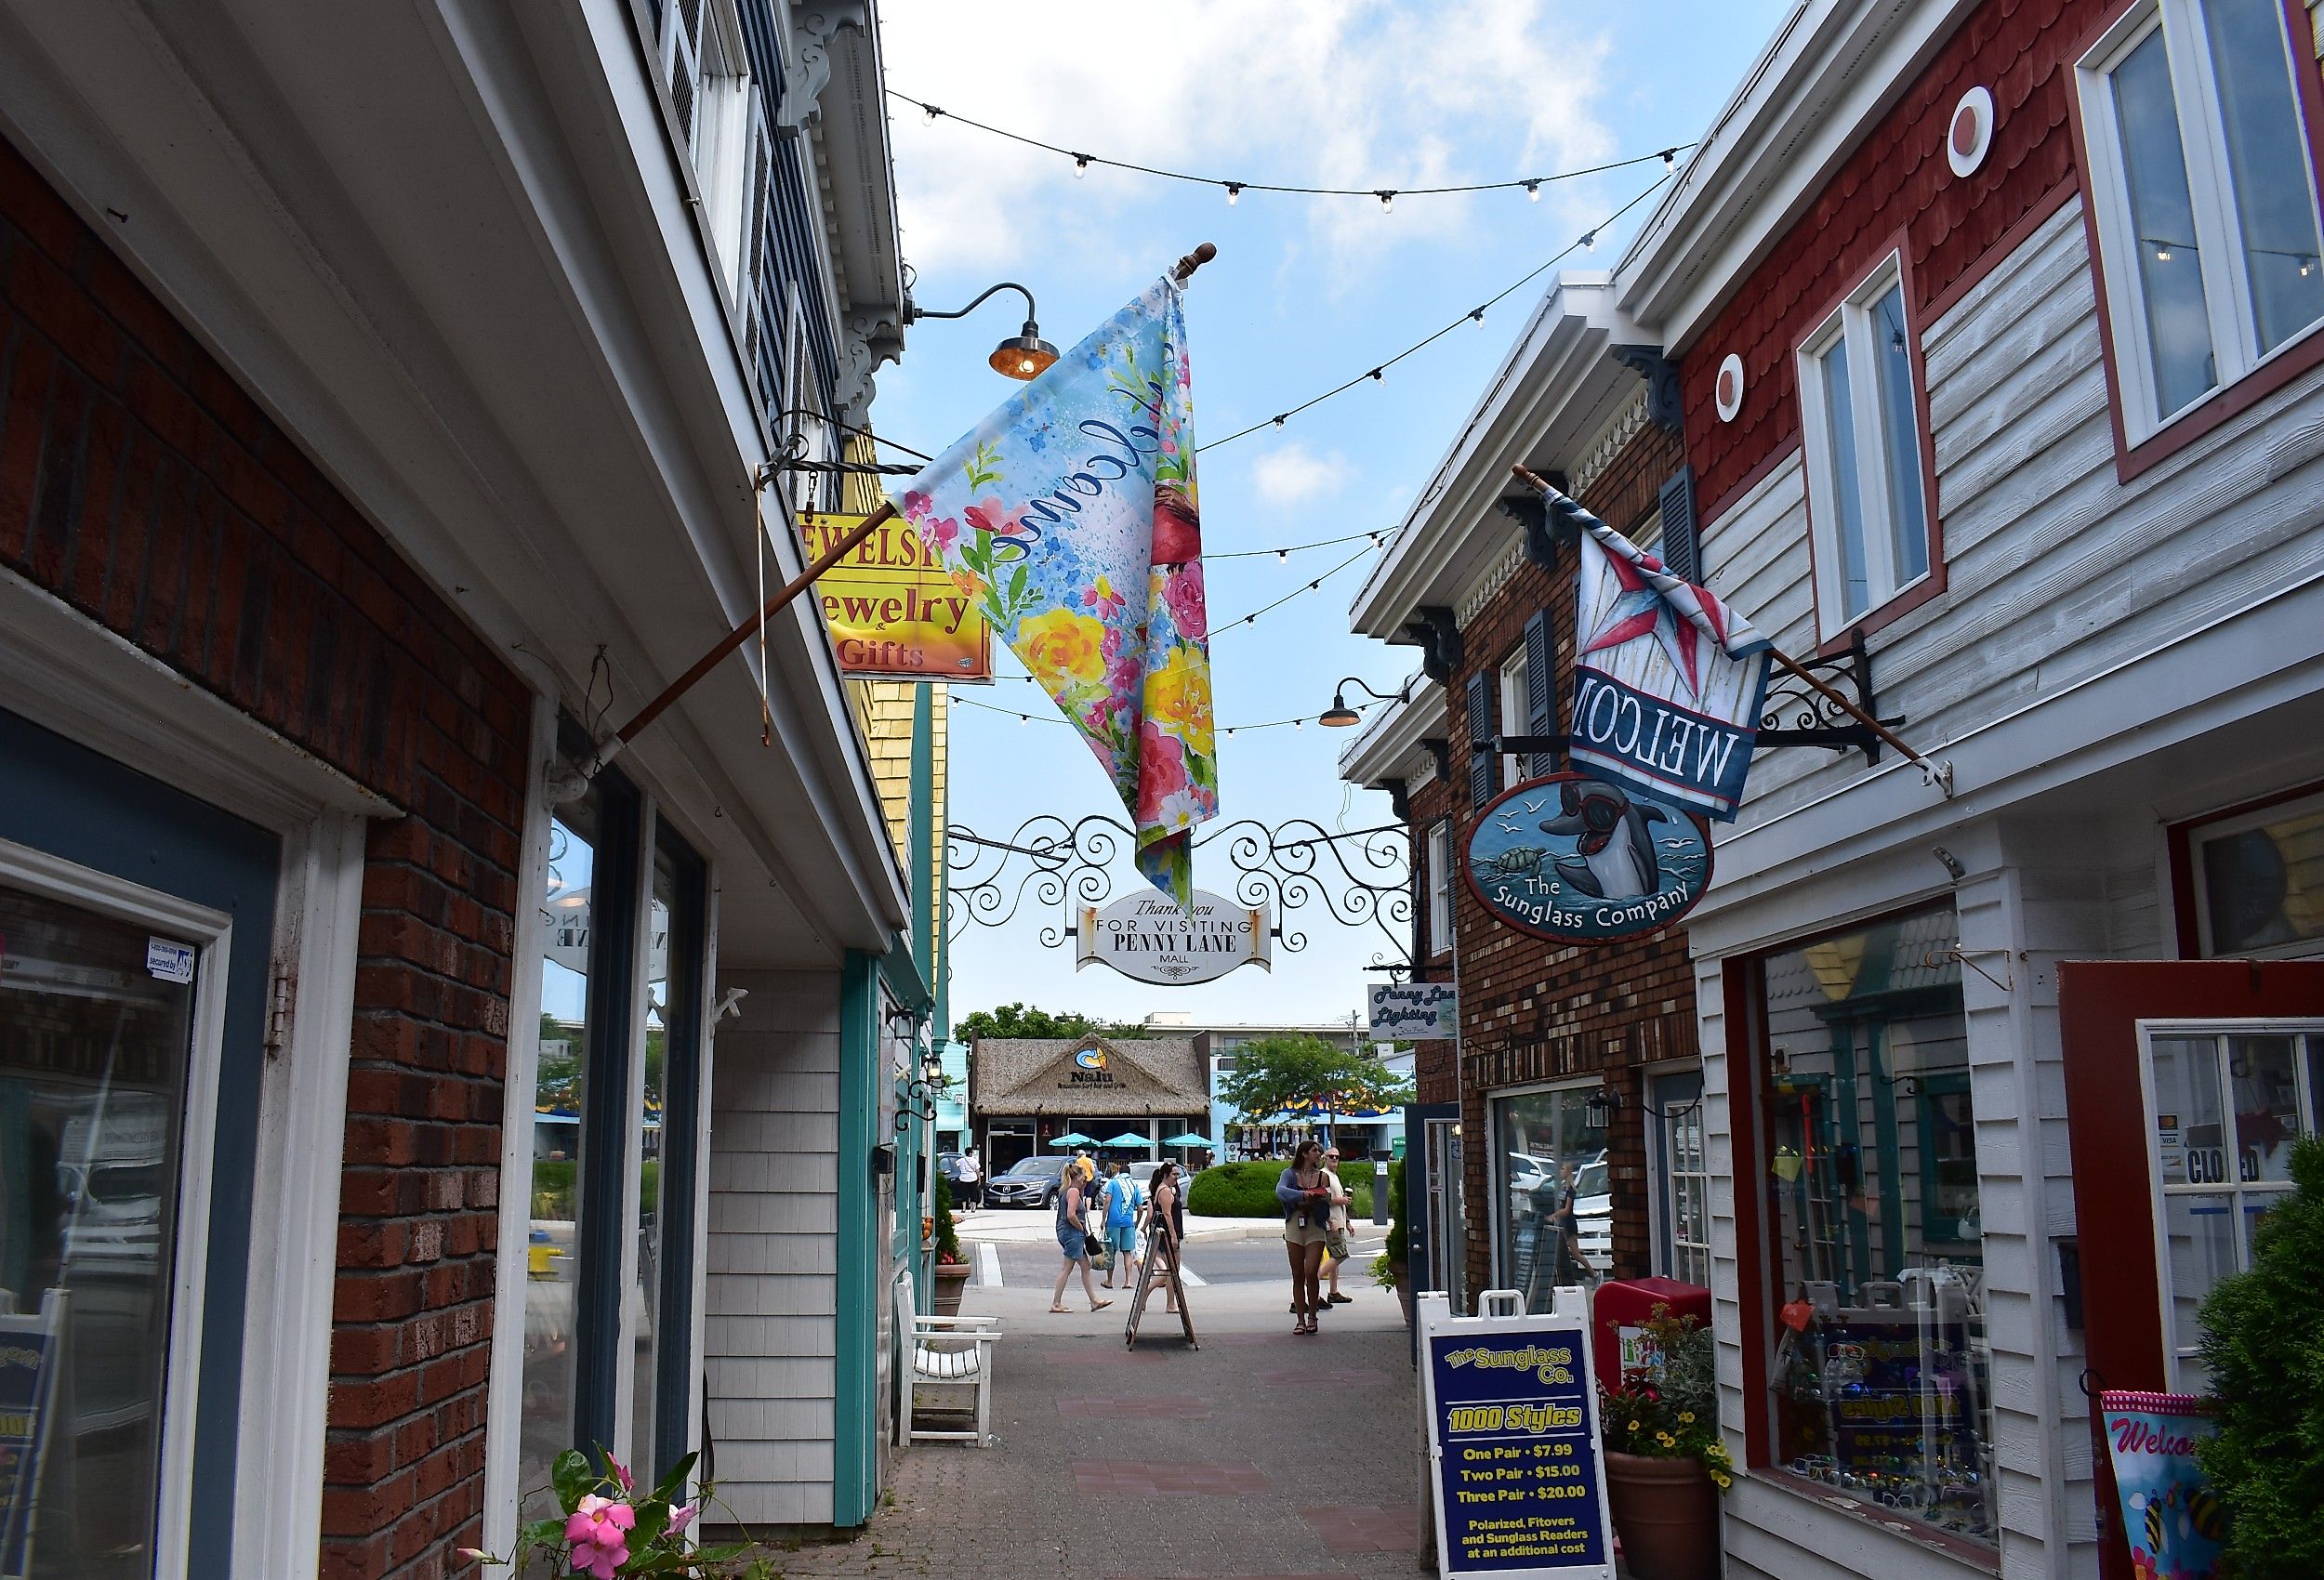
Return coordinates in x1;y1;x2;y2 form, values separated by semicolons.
631;848;678;1479
1819;335;1873;618
526;806;598;1508
1872;285;1931;585
2112;28;2221;414
2197;799;2324;955
1760;908;1994;1544
2225;1034;2302;1183
2149;1034;2225;1186
0;882;196;1580
2161;1193;2238;1386
1494;1087;1602;1312
2204;0;2324;352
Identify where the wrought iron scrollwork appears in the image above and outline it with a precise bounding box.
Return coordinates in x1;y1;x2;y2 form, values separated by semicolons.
1755;628;1905;762
944;813;1415;963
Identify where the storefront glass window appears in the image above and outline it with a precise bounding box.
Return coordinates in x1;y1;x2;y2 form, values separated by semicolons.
631;845;673;1482
2192;789;2324;956
1651;1069;1710;1288
1756;906;1994;1543
1491;1083;1604;1313
524;803;598;1503
0;881;195;1580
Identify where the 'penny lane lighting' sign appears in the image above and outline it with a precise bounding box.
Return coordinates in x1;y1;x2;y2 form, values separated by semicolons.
1463;772;1713;946
1076;889;1269;985
1368;981;1459;1040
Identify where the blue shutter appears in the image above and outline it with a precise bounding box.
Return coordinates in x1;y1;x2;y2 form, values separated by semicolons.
1523;612;1558;778
1657;467;1701;584
1464;670;1497;809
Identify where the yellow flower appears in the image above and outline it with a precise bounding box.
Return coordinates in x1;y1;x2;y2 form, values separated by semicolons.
1655;1432;1675;1446
1678;1412;1695;1424
1143;644;1214;749
1625;1420;1641;1433
1018;608;1106;686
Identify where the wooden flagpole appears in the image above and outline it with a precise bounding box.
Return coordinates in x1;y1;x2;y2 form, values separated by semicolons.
1510;464;1942;779
582;241;1220;778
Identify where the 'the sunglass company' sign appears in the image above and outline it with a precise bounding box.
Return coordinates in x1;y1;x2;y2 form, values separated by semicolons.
1462;773;1712;945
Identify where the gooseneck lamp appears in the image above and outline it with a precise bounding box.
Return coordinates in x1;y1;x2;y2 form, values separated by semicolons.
907;281;1059;380
1319;676;1409;729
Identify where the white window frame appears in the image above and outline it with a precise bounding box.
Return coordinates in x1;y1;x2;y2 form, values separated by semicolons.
2187;786;2324;958
1795;253;1934;638
2136;1020;2324;1389
2078;0;2324;441
1426;820;1453;959
1641;1061;1710;1287
1496;647;1528;788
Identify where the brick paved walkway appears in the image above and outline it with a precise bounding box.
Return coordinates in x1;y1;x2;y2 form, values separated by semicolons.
749;1261;1431;1579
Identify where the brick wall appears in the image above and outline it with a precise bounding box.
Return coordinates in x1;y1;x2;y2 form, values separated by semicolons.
0;134;529;1579
1419;416;1702;1301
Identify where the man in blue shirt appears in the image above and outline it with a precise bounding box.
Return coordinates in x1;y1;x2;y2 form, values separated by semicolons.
1099;1162;1146;1289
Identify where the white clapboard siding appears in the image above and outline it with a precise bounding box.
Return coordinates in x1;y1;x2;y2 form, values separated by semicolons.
1708;196;2324;837
706;968;842;1526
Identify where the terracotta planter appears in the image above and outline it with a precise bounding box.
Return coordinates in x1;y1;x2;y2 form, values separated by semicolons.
1602;1450;1719;1580
931;1259;972;1318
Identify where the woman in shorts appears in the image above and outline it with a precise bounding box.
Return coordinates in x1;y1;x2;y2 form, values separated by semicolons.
1274;1139;1334;1335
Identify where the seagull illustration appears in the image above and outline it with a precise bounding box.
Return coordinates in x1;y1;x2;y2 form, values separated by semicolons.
1495;819;1521;834
1521;797;1548;814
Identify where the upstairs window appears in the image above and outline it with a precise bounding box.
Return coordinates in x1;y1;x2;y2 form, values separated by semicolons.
1796;258;1934;632
1427;820;1453;959
1496;647;1529;787
2080;0;2324;440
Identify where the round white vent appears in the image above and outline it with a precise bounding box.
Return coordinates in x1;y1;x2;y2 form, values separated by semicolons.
1948;86;1995;178
1714;353;1745;423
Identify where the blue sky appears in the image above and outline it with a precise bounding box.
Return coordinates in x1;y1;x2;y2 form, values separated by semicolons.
868;0;1790;1029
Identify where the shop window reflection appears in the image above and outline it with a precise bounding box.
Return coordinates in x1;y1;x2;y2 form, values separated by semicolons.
1757;906;1995;1543
1491;1084;1606;1314
0;882;195;1579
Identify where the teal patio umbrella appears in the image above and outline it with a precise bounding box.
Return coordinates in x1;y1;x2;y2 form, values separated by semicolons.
1047;1132;1096;1149
1162;1132;1212;1148
1098;1132;1150;1149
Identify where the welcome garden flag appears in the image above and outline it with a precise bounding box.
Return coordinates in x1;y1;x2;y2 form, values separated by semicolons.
897;276;1216;903
1552;489;1771;820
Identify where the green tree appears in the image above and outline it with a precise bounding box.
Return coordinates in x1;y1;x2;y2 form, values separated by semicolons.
1215;1034;1414;1123
2196;1133;2324;1578
952;1002;1102;1042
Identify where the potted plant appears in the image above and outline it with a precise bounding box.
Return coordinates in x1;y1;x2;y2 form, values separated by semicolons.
1598;1306;1732;1580
930;1171;971;1318
2194;1133;2324;1578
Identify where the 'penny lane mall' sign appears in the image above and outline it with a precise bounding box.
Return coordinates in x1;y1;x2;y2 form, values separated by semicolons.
1076;888;1269;985
1419;1288;1614;1578
799;508;992;680
1464;773;1712;946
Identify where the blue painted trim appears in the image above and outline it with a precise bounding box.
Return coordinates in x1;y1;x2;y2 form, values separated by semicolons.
0;706;280;1579
832;950;881;1525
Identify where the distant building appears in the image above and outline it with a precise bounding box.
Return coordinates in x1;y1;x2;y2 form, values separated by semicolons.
969;1034;1213;1171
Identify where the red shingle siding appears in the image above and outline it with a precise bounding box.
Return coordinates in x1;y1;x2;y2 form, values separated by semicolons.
1684;0;2095;524
1423;419;1701;1298
0;133;525;1580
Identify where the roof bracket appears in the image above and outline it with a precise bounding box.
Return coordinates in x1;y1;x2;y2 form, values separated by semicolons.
1403;606;1462;681
1610;344;1683;432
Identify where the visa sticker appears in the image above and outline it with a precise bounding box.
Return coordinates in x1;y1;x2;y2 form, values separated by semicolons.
146;938;196;983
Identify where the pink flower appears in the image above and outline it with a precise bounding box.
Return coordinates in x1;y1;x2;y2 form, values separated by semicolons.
901;490;931;522
1136;722;1189;823
610;1459;633;1493
1162;564;1207;640
565;1495;636;1579
923;516;960;555
668;1503;699;1534
965;496;1028;538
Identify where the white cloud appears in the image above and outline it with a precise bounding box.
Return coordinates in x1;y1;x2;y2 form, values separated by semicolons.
1250;441;1344;507
875;0;1616;282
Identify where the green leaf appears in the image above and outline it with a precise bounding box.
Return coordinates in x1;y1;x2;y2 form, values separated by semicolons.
649;1451;698;1508
549;1449;592;1514
1008;563;1028;607
518;1516;566;1549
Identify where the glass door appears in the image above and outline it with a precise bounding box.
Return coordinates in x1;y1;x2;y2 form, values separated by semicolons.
1424;1118;1467;1312
2142;1022;2323;1390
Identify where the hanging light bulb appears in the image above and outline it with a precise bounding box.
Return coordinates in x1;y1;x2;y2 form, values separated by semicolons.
923;102;942;122
1294;718;1304;729
1276;548;1288;562
1471;307;1486;326
1225;182;1244;205
1369;367;1384;382
1661;148;1678;165
1272;415;1287;428
1525;180;1540;203
1580;231;1596;251
1073;155;1090;178
1376;190;1396;213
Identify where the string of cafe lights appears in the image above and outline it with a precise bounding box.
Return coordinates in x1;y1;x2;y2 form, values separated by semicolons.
953;691;1381;737
1197;171;1676;452
892;88;1687;206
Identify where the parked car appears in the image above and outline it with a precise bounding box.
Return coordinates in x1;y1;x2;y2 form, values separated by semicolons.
983;1154;1071;1209
1569;1158;1611;1274
936;1151;965;1185
1127;1160;1161;1191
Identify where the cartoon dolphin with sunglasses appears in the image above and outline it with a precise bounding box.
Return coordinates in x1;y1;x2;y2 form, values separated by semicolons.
1539;779;1669;900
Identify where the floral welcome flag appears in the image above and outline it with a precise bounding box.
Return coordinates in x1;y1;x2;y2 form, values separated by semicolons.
897;275;1215;904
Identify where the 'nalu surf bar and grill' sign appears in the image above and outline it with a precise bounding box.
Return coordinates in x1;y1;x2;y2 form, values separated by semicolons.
1077;888;1268;985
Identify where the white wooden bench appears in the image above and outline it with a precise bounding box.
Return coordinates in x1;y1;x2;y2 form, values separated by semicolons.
902;1313;1001;1446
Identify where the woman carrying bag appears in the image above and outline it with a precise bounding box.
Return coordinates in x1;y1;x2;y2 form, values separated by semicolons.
1275;1139;1334;1336
1049;1159;1112;1314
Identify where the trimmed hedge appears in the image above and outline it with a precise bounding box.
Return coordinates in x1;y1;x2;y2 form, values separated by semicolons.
1185;1160;1376;1219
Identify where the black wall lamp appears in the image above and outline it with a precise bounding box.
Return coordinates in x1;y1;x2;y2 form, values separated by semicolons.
908;281;1059;380
1584;1083;1703;1133
1320;676;1411;729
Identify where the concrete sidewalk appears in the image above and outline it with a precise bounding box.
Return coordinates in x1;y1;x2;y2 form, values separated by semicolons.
954;1206;1340;1246
752;1263;1433;1579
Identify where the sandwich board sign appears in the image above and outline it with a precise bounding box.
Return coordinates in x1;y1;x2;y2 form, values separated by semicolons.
1417;1287;1613;1578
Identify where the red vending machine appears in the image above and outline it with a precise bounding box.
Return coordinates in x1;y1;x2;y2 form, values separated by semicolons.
1591;1276;1711;1391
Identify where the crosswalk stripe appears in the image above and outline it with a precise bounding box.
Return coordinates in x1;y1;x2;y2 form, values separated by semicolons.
1178;1265;1207;1287
977;1243;1002;1289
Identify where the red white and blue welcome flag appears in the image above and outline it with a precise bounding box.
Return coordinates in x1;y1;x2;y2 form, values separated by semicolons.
1558;491;1770;821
